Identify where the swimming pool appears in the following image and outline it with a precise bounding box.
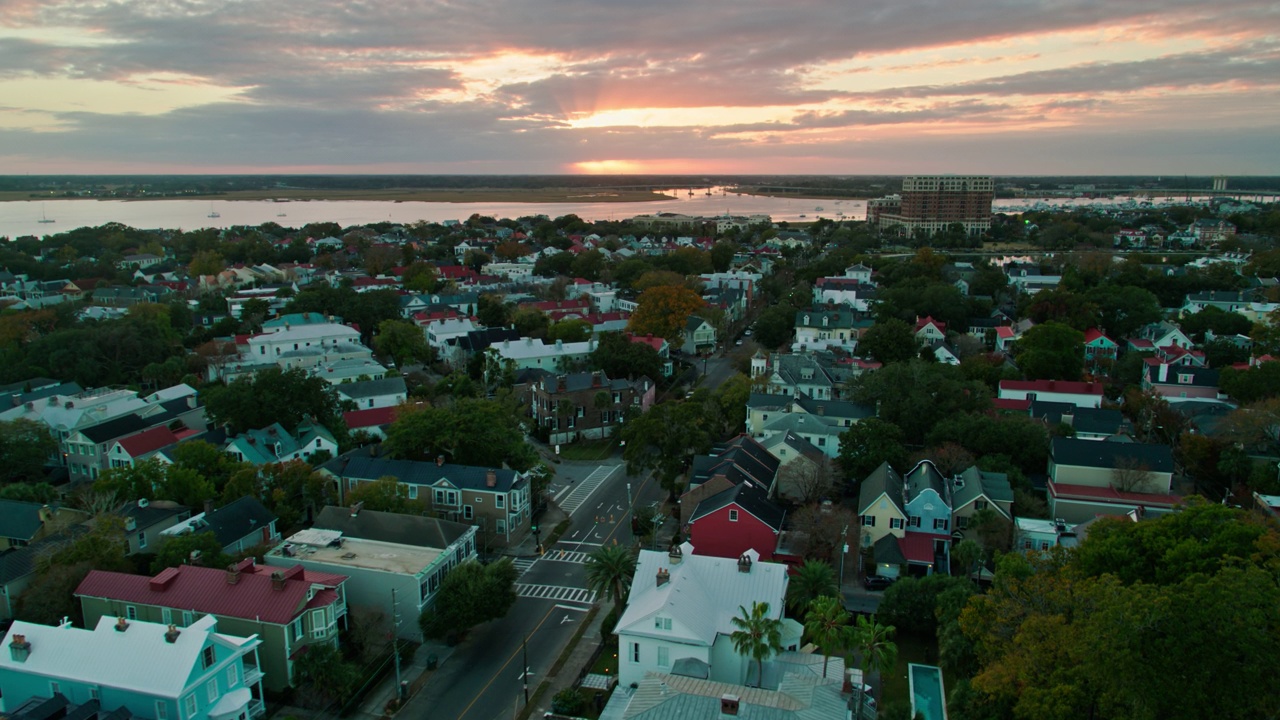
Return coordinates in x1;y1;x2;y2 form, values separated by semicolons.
908;663;947;720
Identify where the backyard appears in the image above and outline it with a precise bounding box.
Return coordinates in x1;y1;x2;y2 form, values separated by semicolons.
876;631;945;712
556;436;620;462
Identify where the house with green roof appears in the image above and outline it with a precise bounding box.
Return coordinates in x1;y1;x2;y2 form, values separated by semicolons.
224;422;336;466
950;466;1014;541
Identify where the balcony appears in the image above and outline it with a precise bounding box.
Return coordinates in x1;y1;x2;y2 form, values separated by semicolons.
248;699;265;718
243;664;264;687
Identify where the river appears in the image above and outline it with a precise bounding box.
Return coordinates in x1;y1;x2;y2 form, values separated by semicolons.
0;189;1239;239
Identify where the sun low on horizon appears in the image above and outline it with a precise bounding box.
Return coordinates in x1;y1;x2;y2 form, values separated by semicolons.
1;1;1277;175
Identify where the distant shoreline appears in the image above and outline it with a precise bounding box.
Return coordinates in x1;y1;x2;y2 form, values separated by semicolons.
0;188;692;204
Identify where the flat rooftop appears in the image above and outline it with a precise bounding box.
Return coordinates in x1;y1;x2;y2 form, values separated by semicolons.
271;534;441;576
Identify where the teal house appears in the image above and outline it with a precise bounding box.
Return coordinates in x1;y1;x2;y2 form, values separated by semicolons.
0;615;264;720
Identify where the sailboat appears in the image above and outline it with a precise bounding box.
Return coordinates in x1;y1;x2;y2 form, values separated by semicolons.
37;203;55;224
207;202;221;219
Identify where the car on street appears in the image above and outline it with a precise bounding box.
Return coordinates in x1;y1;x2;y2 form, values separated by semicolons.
863;575;897;591
735;339;744;346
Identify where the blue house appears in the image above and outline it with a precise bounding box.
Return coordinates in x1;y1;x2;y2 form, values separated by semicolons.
1;615;264;720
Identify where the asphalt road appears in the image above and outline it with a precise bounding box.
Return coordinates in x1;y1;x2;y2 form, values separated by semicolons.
411;456;656;720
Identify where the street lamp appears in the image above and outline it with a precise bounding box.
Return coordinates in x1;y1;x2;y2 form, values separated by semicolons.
532;524;541;555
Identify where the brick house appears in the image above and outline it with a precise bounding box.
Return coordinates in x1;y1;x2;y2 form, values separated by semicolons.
516;370;655;445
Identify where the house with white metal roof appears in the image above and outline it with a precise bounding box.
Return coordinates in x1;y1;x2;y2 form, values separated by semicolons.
615;545;801;690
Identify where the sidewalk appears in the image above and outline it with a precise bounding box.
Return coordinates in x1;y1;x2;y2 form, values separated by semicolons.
351;637;459;720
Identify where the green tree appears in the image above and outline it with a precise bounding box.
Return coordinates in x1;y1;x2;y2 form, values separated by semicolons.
848;360;991;445
418;559;518;644
786;560;839;616
1220;362;1280;404
546;318;592;343
851;615;898;712
730;601;784;688
294;643;361;707
346;475;426;514
373;318;432;367
476;293;512;328
838;419;908;483
710;240;737;272
621;401;714;498
151;531;231;573
1084;285;1162;339
0;418;56;483
203;366;343;434
878;574;971;636
803;595;853;679
859;319;918;365
383;398;538;471
590;332;662;381
402;261;440;293
1014;321;1085;381
584;545;637;606
753;305;797;349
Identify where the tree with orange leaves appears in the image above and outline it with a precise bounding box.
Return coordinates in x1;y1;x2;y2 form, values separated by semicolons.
626;285;704;343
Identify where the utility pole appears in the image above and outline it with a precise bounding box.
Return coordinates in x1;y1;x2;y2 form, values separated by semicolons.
838;522;850;588
391;588;403;701
522;635;529;706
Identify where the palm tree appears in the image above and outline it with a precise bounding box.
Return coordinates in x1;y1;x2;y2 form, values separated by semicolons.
852;614;898;712
952;538;983;583
730;601;784;687
786;559;839;615
584;545;636;606
803;595;852;679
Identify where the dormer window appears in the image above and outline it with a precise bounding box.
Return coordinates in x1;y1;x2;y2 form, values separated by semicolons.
1178;374;1192;384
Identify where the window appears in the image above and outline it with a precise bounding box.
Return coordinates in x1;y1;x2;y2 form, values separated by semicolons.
206;679;218;703
126;606;138;620
496;494;504;510
138;531;147;549
974;500;988;511
434;489;459;506
463;505;473;520
184;694;197;719
408;485;417;500
202;646;216;670
657;646;669;667
908;516;921;528
1041;541;1052;550
312;609;327;639
934;518;949;531
1022;539;1033;549
496;519;506;534
957;516;969;530
50;681;60;695
654;617;672;631
182;611;193;627
728;509;739;522
156;701;168;720
631;643;640;663
227;665;238;686
162;608;172;624
889;518;903;530
862;515;876;528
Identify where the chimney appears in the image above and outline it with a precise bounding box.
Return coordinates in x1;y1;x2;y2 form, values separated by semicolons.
720;694;740;716
226;563;240;585
115;617;129;632
656;567;670;587
817;404;825;416
737;554;752;573
486;470;498;488
203;499;214;516
164;624;181;643
668;545;683;565
271;571;286;591
842;669;855;694
436;455;445;466
37;504;54;524
350;501;364;517
9;634;31;662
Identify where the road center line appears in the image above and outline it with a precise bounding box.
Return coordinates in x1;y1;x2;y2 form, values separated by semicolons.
455;604;556;720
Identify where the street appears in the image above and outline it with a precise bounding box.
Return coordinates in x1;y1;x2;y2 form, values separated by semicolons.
408;456;661;720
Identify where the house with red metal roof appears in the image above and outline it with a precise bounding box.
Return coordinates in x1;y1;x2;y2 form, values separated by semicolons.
105;425;183;470
75;559;348;691
997;379;1104;409
1082;328;1118;363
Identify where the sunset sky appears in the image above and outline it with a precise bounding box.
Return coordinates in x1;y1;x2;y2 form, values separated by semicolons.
1;0;1277;175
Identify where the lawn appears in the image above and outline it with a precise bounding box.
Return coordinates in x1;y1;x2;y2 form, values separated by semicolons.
556;437;620;461
876;631;945;710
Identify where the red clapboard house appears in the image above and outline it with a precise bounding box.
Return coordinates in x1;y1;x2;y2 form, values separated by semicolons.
685;481;785;562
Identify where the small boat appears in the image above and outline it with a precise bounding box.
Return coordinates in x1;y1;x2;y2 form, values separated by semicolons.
276;213;287;217
37;203;55;223
207;202;220;218
814;206;824;211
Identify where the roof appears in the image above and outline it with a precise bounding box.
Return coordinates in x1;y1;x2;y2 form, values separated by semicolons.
343;405;398;429
791;395;874;421
79;413;149;443
74;561;346;625
203;496;278;547
623;670;846;720
1047;480;1182;507
900;532;952;564
690;435;780;489
116;425;181;458
688;481;785;531
953;466;1014;512
859;462;905;515
999;379;1104;396
313;506;472;548
1030;402;1126;436
904;460;948;504
335;377;407;400
0;500;49;542
616;547;787;648
118;499;189;530
872;534;907;566
0;526;90;585
0;615;257;698
1051;437;1174;473
322;447;526;492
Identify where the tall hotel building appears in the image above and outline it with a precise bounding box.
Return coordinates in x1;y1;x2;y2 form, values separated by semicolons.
867;175;994;236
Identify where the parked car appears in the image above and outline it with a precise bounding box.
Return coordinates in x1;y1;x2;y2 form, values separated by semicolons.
863;575;897;591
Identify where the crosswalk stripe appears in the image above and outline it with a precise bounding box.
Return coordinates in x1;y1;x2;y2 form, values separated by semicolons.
558;465;620;516
515;583;597;605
